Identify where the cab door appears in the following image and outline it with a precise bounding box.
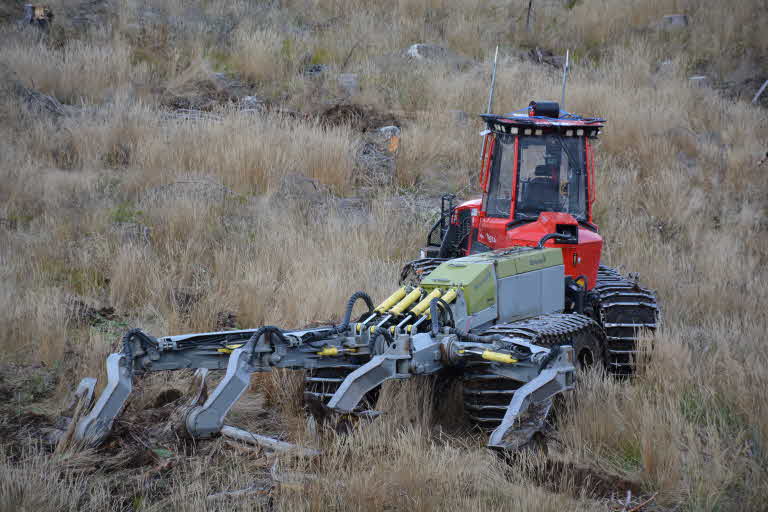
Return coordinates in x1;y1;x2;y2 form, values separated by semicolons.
475;133;517;252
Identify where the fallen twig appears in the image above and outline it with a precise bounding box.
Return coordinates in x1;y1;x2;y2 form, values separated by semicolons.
221;425;320;457
627;492;658;512
752;79;768;104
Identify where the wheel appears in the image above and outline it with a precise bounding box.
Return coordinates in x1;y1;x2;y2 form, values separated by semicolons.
568;328;607;372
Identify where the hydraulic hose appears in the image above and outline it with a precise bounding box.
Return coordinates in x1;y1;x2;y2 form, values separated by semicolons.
335;291;375;333
121;328;155;371
449;328;500;344
536;233;575;249
429;297;455;336
369;326;395;354
247;326;288;360
538;345;562;372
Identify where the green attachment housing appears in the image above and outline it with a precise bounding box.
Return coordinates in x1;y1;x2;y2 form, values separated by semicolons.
420;247;563;315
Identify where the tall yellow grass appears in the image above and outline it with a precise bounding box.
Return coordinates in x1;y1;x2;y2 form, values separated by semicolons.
1;0;767;509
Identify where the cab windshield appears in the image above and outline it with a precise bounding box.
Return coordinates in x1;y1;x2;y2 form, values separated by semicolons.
516;135;587;220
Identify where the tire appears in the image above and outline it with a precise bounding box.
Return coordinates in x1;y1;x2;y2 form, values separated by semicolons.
568;328;607;372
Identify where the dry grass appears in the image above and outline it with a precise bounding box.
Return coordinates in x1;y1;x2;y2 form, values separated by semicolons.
1;0;767;509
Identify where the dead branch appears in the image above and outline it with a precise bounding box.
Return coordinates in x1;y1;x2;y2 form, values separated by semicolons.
206;482;271;501
220;425;320;457
627;493;658;512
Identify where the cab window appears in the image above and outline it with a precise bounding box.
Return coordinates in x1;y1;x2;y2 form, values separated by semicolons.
516;135;586;220
484;134;515;218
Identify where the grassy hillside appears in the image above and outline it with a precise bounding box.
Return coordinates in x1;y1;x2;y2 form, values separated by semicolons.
1;0;767;510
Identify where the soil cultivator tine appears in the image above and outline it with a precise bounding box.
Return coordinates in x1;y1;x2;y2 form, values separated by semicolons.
487;347;574;450
185;344;257;438
75;353;132;446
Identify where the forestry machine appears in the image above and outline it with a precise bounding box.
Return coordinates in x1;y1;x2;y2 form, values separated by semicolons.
64;101;658;452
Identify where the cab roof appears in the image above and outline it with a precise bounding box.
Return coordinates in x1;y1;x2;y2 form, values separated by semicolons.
480;103;605;137
481;113;604;137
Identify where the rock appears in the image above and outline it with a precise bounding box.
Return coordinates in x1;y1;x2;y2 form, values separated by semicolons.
378;125;401;138
140;176;235;206
338;73;360;96
403;43;473;69
405;43;454;60
239;95;265;110
23;4;53;30
0;63;72;119
305;64;328;76
274;173;329;203
660;14;689;30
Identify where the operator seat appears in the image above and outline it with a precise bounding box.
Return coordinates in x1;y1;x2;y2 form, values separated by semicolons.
520;165;558;212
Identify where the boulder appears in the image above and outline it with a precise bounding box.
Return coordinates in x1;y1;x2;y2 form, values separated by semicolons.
405;43;454;60
140;176;235;206
274;173;329;203
239;95;265;110
338;73;360;96
378;125;401;138
403;43;472;69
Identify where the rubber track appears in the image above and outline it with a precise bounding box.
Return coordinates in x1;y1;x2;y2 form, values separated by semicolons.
399;258;449;285
304;365;359;404
593;265;659;374
462;313;604;430
303;355;380;412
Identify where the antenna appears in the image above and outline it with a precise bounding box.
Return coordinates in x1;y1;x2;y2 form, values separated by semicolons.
560;49;570;113
486;46;499;114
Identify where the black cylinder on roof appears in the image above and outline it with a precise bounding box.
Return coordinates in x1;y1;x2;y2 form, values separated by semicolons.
528;101;560;119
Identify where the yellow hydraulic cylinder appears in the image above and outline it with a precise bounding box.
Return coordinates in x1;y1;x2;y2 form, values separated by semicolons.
375;287;407;313
389;287;422;315
217;343;244;354
441;288;458;304
481;350;518;364
425;288;458;319
316;346;357;356
410;288;442;316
